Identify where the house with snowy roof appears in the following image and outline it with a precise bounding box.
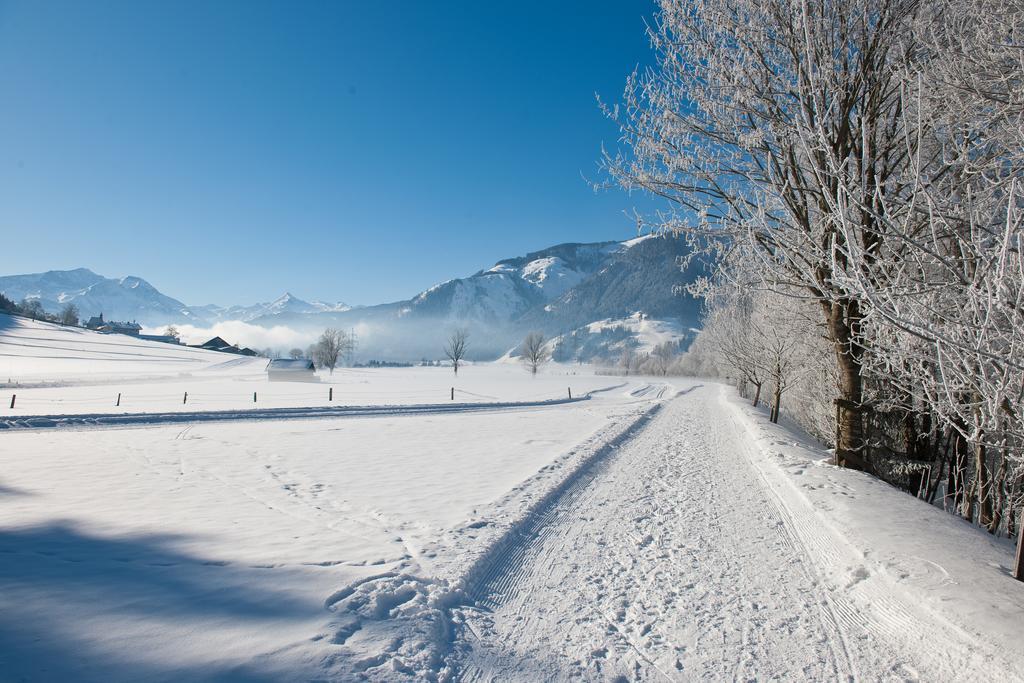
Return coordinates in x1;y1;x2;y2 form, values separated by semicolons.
267;358;317;381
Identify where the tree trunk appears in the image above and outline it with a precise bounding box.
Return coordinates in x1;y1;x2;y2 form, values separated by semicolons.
975;439;993;530
925;440;946;504
988;450;1007;535
917;411;933;463
1015;515;1024;582
752;381;762;407
771;383;782;424
1008;474;1020;539
825;300;868;471
949;429;967;513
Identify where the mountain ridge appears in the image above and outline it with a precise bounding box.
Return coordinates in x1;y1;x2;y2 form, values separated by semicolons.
1;235;703;360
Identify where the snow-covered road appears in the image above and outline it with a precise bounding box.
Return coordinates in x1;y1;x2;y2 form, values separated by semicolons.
449;384;1024;682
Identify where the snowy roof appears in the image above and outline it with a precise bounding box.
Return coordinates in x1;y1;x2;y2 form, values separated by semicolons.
268;358;315;371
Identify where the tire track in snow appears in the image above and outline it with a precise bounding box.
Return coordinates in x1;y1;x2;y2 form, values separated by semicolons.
308;389;666;681
460;402;666;612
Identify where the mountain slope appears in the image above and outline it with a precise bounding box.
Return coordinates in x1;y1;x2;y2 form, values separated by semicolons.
245;236;703;360
0;268;197;326
519;235;703;333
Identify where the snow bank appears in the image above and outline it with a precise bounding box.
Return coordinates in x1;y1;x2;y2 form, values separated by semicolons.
722;386;1024;679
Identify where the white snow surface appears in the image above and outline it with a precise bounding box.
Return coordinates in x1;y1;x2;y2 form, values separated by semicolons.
0;314;267;387
443;274;525;322
518;257;586;298
585;313;688;353
620;233;658;248
1;313;1022;681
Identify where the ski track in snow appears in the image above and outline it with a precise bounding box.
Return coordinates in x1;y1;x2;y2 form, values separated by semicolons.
438;384;1016;682
310;391;669;681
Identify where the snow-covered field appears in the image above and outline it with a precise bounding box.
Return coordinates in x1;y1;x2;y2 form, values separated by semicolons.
2;314;1023;681
1;315;608;418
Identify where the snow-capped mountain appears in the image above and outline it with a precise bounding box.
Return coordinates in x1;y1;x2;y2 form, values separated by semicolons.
192;293;351;323
366;239;669;328
1;233;703;360
0;268;198;326
244;235;704;359
0;270;351;327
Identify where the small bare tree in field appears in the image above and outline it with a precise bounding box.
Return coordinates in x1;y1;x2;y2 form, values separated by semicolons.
314;328;352;375
619;348;636;376
59;303;79;326
521;332;549;375
444;328;469;375
650;342;676;376
164;325;180;341
289;347;304;360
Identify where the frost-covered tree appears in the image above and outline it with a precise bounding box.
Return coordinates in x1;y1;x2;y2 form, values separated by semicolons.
604;0;929;470
59;303;79;326
444;328;469;375
618;348;636;376
649;341;676;376
829;0;1024;541
289;348;304;360
20;298;44;320
702;285;767;407
314;328;352;375
521;332;550;375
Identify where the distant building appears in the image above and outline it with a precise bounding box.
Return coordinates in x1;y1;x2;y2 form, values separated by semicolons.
190;336;258;356
196;336;234;352
267;358;317;382
91;316;141;336
138;334;182;345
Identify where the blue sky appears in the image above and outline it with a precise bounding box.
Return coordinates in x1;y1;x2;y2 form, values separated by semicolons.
0;1;656;306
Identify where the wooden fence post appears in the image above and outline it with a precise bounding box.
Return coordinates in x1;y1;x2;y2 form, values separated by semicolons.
329;387;333;402
253;391;257;403
183;391;188;405
451;387;454;401
116;392;121;407
568;387;572;400
9;394;14;409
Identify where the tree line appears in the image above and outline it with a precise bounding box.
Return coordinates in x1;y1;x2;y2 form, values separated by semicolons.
1;294;81;326
605;0;1024;574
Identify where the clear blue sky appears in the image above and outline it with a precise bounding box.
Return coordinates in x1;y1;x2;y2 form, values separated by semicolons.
0;1;657;306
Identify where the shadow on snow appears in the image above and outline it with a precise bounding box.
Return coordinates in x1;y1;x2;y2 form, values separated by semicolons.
0;521;317;682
